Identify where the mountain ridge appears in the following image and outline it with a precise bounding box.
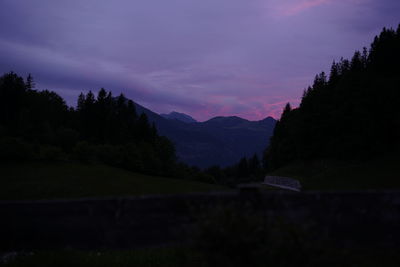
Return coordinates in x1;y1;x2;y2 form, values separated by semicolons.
134;102;276;168
160;111;197;123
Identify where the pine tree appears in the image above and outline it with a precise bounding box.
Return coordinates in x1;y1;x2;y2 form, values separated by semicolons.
281;103;292;119
329;61;339;85
97;88;107;102
265;25;400;170
77;93;85;111
237;157;249;180
26;74;35;90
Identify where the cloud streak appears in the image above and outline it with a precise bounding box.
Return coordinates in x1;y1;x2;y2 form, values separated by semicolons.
282;0;333;16
0;0;399;121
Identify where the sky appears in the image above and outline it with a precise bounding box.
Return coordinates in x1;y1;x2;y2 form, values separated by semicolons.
0;0;399;121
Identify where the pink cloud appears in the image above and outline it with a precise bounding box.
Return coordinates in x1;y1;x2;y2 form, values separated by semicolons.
281;0;333;16
188;95;300;122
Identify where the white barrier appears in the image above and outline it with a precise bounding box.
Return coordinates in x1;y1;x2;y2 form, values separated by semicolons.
263;176;302;192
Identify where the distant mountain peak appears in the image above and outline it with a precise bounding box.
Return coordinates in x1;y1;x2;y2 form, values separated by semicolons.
134;102;276;168
206;116;248;123
160;111;197;123
261;116;276;122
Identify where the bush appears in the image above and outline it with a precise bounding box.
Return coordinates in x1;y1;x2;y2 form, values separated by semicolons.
0;137;35;162
72;141;96;163
56;127;79;151
95;144;124;166
38;145;66;161
193;204;316;267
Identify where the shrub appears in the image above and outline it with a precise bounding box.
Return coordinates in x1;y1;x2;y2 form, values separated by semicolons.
56;127;79;151
38;145;66;161
0;137;35;162
193;204;316;267
72;141;96;163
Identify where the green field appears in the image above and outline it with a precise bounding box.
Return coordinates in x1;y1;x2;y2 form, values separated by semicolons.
2;247;400;267
267;156;400;191
0;248;200;267
0;162;228;200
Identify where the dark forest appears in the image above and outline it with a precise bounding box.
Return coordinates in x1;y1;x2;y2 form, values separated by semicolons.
265;25;400;170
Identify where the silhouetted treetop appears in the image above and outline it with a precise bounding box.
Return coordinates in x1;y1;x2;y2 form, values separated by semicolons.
0;73;177;176
265;25;400;170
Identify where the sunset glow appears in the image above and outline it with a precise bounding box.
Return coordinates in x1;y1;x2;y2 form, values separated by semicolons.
0;0;399;121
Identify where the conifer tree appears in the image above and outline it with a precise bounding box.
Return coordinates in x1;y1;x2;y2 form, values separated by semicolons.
26;73;35;90
265;25;400;170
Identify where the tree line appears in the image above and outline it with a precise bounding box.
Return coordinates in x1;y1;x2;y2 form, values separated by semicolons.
0;72;265;184
0;72;210;180
264;25;400;170
205;154;264;186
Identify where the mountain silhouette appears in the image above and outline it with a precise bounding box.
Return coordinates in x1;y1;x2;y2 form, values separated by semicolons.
160;111;197;123
134;102;276;168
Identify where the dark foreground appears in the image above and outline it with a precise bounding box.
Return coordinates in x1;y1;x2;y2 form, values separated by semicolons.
2;247;400;267
1;191;400;266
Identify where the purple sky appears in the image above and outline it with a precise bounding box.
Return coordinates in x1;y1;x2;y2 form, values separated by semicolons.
0;0;399;121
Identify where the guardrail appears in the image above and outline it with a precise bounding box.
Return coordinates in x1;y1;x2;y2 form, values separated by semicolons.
263;176;302;191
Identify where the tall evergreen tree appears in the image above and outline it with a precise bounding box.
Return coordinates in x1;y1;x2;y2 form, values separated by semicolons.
265;25;400;170
26;73;35;90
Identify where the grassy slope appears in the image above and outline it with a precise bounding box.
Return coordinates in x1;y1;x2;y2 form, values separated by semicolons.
0;162;228;200
2;247;400;267
267;156;400;191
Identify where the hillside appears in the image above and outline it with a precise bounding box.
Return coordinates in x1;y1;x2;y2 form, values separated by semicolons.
0;80;178;178
265;26;400;170
268;156;400;191
135;103;276;168
161;111;197;123
0;162;228;200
